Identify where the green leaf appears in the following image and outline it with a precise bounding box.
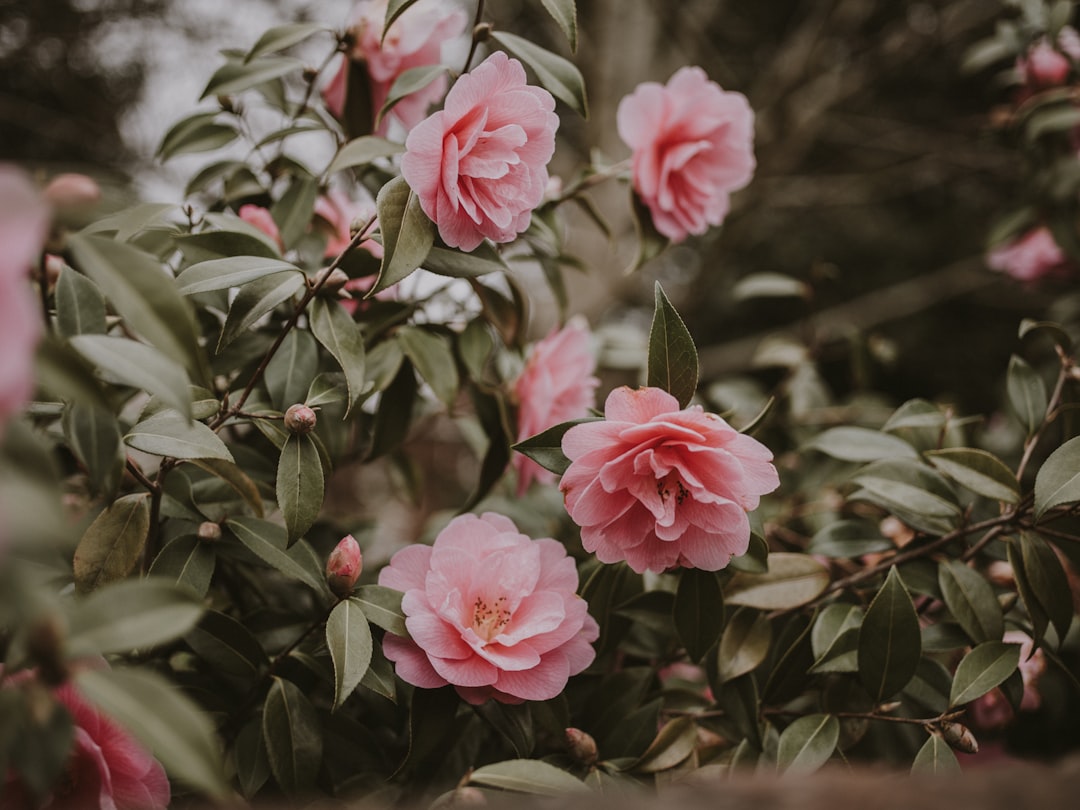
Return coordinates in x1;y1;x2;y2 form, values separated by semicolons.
468;759;589;796
632;716;698;773
72;494;150;594
176;256;301;295
728;531;769;573
68;233;207;384
62;403;123;495
647;281;699;408
309;298;367;416
938;560;1003;644
512;417;601;476
925;448;1020;504
271;174;319;249
367;359;417;460
850;459;961;535
218;271;305;352
539;0;578;51
125;409;233;461
263;677;323;794
725;553;829;610
56;266;107;337
807;426;918;462
717;607;772;683
858;567;921;702
949;641;1021;706
1008;538;1050;647
811;603;863;659
265;329;319;410
489;31;588;117
628;189;668;272
189;457;264;518
424;241;509;279
397;325;458;407
327;598;374;710
383;0;423;39
226;516;326;592
372;175;435;294
201;56;304;98
246;22;329;61
66;578;205;657
277;433;324;543
673;568;724;664
352;585;407;636
76;668;229;798
1007;354;1048;436
377;64;446;125
158;113;239;161
1034;435;1080;519
1025;104;1080;141
149;535;216;598
185;609;268;682
234;719;270;799
71;335;192;419
1019;318;1073;352
776;714;839;775
326;136;404;175
360;642;397;701
911;734;961;775
1020;532;1073;641
807;520;893;558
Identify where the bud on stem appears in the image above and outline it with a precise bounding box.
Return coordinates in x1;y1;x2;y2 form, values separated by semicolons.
326;535;363;598
284;404;317;434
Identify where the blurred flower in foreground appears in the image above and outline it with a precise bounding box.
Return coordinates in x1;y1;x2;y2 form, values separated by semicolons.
986;226;1071;282
1018;27;1080;89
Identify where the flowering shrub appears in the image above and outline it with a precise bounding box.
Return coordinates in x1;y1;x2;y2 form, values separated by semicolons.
2;0;1080;806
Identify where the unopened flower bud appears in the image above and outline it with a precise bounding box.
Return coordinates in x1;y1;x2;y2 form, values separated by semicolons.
879;516;915;548
315;267;351;295
197;521;222;542
326;534;363;598
473;22;493;42
43;173;101;210
43;254;65;287
986;560;1015;588
564;727;598;765
284;404;317;434
940;721;979;754
27;613;69;687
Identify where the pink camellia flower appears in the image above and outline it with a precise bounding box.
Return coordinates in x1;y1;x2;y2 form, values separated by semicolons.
513;316;600;495
401;51;559;251
617;67;755;243
322;0;467;135
560;387;780;574
3;676;170;809
238;204;283;250
986;226;1070;281
313;190;382;260
969;630;1047;732
326;534;364;598
0;166;48;436
378;512;599;705
1018;27;1080;88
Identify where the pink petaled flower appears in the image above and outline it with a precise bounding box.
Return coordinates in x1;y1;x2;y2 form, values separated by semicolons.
323;0;467;135
560;387;780;574
970;630;1047;732
1018;27;1080;88
237;204;283;250
377;512;599;705
513;316;599;495
617;67;755;243
986;226;1070;281
0;166;48;436
3;676;170;809
401;51;559;251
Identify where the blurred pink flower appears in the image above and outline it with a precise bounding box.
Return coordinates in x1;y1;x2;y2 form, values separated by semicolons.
401;51;559;251
986;226;1070;281
1018;27;1080;88
969;630;1046;732
3;676;169;809
378;512;598;704
0;166;48;436
513;317;599;495
560;387;780;574
617;67;755;243
237;204;283;250
314;190;382;260
42;173;101;211
323;0;467;136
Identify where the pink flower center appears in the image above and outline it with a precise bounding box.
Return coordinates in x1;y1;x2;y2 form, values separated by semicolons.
472;594;512;641
657;474;691;506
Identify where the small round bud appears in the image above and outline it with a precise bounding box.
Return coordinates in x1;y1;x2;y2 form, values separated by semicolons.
326;535;363;598
43;173;101;210
940;721;979;755
473;22;493;42
302;66;319;83
284;404;318;434
986;560;1015;588
564;727;598;765
197;521;222;542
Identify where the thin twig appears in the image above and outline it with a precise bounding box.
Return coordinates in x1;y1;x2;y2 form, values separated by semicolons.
461;0;487;75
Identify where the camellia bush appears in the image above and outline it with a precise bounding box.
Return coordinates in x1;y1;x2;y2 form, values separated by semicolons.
2;0;1080;807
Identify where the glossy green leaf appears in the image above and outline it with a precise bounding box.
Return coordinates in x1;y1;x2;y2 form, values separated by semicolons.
148;535;216;598
125;409;233;461
277;433;324;543
728;532;770;573
628;189;668;272
423;241;509;279
397;325;458;408
539;0;578;50
271;174;319;249
62;403;123;495
35;335;110;410
938;559;1003;644
377;64;446;125
949;641;1021;707
633;716;698;773
367;359;416;460
185;609;268;682
808;627;859;674
910;734;960;775
717;607;772;683
226;516;325;592
67;578;205;657
807;426;918;462
309;297;367;415
811;603;863;659
176;257;300;296
189;457;264;517
218;271;305;352
326;136;404;175
1020;532;1073;640
725;553;829;610
383;0;423;39
1034;435;1080;519
72;495;150;594
672;568;724;664
925;448;1020;504
77;668;229;798
851;460;961;535
807;520;893;558
201;56;303;98
1019;318;1073;352
776;714;839;775
265;329;318;410
371;174;435;294
56;266;107;337
263;677;323;794
235;718;270;799
245;22;329;61
858;567;921;702
327;598;374;710
159;112;224;160
512;417;601;476
71;335;192;420
1008;538;1050;647
489;31;588;117
468;759;589;795
352;585;407;636
647;281;698;408
1007;354;1047;435
360;641;397;701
